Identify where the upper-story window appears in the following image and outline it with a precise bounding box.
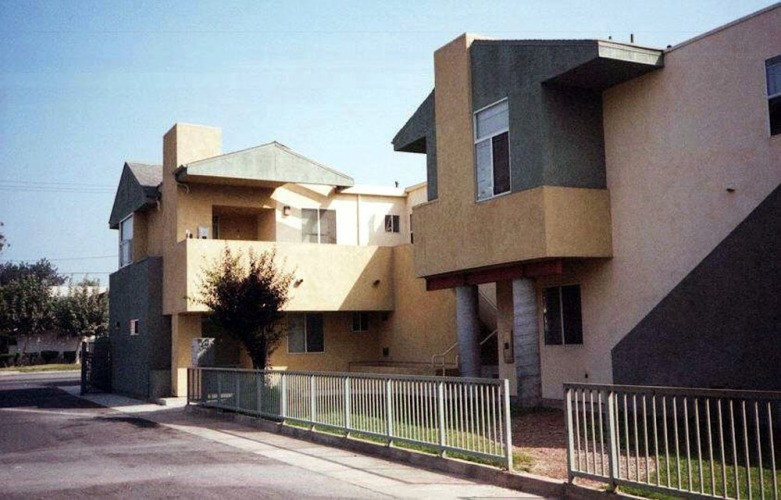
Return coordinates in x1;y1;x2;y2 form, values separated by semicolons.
301;209;336;244
474;99;510;201
384;214;400;233
767;56;781;136
119;215;133;268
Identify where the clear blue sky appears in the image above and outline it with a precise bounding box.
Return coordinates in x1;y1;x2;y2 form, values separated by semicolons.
0;0;776;283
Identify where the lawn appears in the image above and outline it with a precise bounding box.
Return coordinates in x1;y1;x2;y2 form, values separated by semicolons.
620;456;780;499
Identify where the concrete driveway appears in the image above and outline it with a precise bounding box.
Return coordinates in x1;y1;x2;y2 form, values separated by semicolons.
0;373;544;499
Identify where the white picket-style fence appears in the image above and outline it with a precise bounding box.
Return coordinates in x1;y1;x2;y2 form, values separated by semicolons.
188;367;513;469
565;383;780;499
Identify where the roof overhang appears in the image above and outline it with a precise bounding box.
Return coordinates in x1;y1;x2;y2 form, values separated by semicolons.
392;90;434;153
544;41;663;90
175;142;354;188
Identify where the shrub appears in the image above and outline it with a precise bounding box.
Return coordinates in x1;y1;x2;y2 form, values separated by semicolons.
40;350;59;364
63;351;77;363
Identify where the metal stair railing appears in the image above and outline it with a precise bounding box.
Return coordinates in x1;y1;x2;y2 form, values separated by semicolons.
431;329;498;376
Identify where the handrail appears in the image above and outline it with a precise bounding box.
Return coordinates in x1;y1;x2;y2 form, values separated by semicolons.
477;289;498;313
431;329;498;376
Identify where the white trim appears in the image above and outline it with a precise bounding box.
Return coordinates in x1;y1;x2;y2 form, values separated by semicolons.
473;98;512;202
473;96;509;118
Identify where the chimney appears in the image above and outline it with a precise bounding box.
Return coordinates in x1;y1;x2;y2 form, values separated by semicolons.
162;123;222;177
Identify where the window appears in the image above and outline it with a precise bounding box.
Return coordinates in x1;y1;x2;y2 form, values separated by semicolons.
212;215;220;239
767;56;781;136
287;313;325;353
409;214;414;244
302;209;336;244
474;99;510;201
119;215;133;268
384;214;400;233
543;285;583;345
129;319;140;336
352;312;369;332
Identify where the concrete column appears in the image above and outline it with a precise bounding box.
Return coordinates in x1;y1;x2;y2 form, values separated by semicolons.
455;285;481;377
513;278;541;407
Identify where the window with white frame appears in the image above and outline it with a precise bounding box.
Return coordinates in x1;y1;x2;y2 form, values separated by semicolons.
543;285;583;345
767;55;781;136
301;209;336;244
384;214;400;233
129;319;140;336
287;313;325;353
352;312;369;332
474;99;511;201
119;215;133;268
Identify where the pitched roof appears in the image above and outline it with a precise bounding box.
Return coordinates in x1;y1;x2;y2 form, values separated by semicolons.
175;142;354;188
108;162;162;228
126;162;162;198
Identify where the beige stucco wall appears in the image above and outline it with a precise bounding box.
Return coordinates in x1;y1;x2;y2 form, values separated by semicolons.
268;312;380;372
376;245;457;364
414;35;612;278
537;7;781;400
180;239;394;314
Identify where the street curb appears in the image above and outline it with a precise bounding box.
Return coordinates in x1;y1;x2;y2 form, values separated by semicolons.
188;405;619;499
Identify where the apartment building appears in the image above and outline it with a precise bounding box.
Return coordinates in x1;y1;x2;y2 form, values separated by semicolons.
393;5;780;405
108;125;459;399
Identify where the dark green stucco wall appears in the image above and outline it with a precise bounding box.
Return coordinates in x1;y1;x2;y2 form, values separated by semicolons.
470;41;607;192
109;257;171;399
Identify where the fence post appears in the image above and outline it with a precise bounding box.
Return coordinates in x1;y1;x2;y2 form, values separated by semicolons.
256;372;262;416
186;368;191;405
217;371;222;407
437;381;446;456
565;386;575;481
310;374;316;430
606;389;618;491
280;373;287;419
234;372;241;411
503;379;513;471
345;376;352;435
386;378;394;446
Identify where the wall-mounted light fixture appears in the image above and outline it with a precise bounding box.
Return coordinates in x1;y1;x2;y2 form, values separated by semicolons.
294;278;304;287
726;188;736;193
372;279;381;288
283;205;292;216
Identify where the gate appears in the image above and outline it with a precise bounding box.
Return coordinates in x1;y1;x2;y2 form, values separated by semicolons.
80;337;112;394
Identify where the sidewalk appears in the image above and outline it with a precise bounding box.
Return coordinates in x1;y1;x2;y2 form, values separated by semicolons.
59;386;549;499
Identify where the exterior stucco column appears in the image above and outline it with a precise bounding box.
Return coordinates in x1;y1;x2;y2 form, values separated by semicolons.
455;285;481;377
513;278;541;406
496;280;517;396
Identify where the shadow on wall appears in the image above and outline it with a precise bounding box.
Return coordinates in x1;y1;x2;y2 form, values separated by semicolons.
612;186;781;391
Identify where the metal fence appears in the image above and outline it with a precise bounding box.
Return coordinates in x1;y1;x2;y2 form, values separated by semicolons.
565;383;780;499
188;367;513;469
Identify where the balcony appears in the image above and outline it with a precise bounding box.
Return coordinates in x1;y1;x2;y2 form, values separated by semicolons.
411;186;613;278
164;238;393;315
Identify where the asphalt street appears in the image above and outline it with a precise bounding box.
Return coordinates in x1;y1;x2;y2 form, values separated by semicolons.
0;372;540;499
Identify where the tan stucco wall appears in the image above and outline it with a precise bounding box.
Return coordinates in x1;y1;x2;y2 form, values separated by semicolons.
414;186;612;277
268;312;380;372
180;239;394;314
171;313;202;396
537;8;781;400
376;245;457;364
414;35;612;278
132;213;148;262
